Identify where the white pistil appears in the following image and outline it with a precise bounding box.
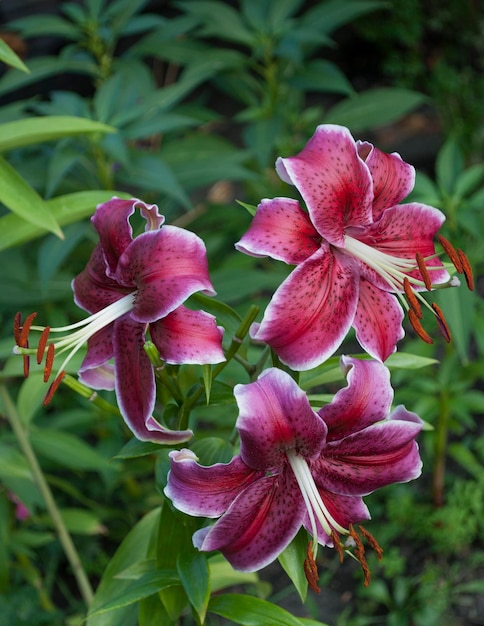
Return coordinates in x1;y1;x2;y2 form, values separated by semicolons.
29;293;136;375
287;449;347;555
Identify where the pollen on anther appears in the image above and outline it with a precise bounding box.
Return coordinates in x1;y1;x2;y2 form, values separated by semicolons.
403;277;422;319
432;303;451;343
44;343;55;382
18;312;37;348
359;525;384;561
304;542;320;594
408;309;433;344
332;529;344;564
416;252;432;291
438;235;463;273
13;312;22;345
37;327;51;364
43;371;66;406
457;249;474;291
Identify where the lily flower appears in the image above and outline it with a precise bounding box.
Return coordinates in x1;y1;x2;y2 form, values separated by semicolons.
14;197;225;443
165;357;423;586
236;124;472;369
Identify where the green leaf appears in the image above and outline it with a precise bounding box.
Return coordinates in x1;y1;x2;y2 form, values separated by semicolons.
8;14;80;40
39;508;105;535
29;428;115;472
177;549;210;623
0;37;29;73
87;508;161;626
435;138;464;195
454;163;484;199
0;155;62;238
0;190;131;250
0;57;97;97
278;528;308;602
209;555;259;592
17;374;48;425
324;88;427;132
114;438;162;459
88;568;179;617
208;593;306;626
289;60;355;96
385;352;439;370
202;364;213;404
447;443;482;479
435;283;475;363
190;437;234;465
0;116;115;152
178;1;254;46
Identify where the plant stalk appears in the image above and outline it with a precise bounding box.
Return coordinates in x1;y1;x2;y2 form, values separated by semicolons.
0;384;94;607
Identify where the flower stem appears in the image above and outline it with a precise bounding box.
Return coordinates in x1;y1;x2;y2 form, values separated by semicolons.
0;384;94;608
432;386;449;507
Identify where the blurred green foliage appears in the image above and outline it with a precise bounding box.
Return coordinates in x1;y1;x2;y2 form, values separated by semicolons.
0;1;482;625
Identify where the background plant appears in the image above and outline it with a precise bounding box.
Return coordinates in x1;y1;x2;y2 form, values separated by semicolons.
0;1;482;625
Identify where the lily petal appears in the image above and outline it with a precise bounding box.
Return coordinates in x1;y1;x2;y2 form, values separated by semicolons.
73;245;132;313
78;325;115;390
112;315;156;441
115;225;216;323
193;469;306;572
149;306;225;364
353;278;405;361
165;451;263;517
276;124;373;247
235;198;320;265
235;368;326;470
357;142;415;220
319;357;394;442
313;408;423;496
252;247;359;370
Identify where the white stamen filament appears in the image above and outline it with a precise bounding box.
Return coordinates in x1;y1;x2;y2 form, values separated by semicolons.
287;449;347;554
30;293;136;375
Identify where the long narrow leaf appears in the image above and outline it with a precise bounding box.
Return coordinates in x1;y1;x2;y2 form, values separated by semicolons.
0;156;62;237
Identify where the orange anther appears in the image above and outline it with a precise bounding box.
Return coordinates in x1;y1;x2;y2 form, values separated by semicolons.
332;529;344;564
36;327;50;364
43;371;66;406
438;235;463;273
13;312;22;345
44;343;55;382
358;525;384;560
304;542;320;594
408;309;433;344
23;354;30;378
432;303;451;343
18;312;37;348
403;277;422;319
457;249;474;291
416;252;432;291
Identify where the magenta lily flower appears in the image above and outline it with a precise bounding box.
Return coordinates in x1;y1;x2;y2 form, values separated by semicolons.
236;124;466;369
15;197;225;443
165;357;423;583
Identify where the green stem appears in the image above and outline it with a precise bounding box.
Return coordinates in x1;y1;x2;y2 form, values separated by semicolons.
0;385;94;607
432;388;449;507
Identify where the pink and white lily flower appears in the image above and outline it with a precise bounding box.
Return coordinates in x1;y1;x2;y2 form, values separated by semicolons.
236;124;467;370
15;198;225;443
165;357;423;585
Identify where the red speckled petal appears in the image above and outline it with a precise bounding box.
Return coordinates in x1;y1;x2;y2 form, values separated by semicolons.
72;245;132;314
318;357;394;442
165;450;263;517
313;406;423;496
235;197;320;265
193;468;306;572
149;305;225;364
358;203;449;289
353;278;404;361
115;225;215;323
276;124;373;247
234;368;327;470
357;142;415;220
252;246;359;370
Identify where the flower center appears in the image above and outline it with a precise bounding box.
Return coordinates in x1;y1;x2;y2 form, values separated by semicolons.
14;292;136;404
287;449;383;589
343;234;473;345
